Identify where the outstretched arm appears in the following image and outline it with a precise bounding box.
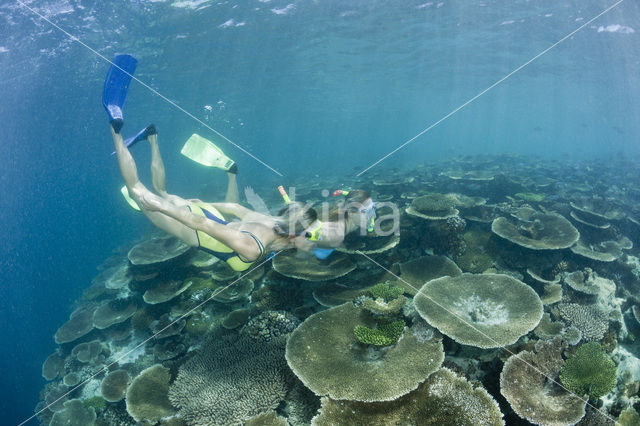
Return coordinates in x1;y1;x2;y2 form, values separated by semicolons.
139;194;261;260
207;202;254;219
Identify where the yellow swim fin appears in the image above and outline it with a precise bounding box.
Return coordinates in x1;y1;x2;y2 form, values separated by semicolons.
181;133;235;171
120;185;141;211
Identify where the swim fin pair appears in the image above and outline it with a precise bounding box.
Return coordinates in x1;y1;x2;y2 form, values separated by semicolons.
103;55;235;172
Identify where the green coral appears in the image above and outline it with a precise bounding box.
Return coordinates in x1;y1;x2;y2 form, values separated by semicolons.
560;342;617;399
82;396;106;412
354;320;405;346
368;282;404;302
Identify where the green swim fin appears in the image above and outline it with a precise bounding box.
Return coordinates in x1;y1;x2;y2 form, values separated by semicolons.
181;134;235;171
120;185;141;211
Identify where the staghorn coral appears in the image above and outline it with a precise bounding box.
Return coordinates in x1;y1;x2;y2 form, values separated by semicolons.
312;367;503;426
414;273;543;348
125;364;176;423
500;338;587;425
557;303;609;342
369;282;404;301
353;320;406;346
168;333;292;425
560;342;617;399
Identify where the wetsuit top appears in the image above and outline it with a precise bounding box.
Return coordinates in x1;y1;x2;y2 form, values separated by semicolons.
187;202;265;272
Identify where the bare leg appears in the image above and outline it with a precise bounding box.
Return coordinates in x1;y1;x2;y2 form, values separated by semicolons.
148;132;189;206
148;132;167;197
111;126;199;246
225;172;239;203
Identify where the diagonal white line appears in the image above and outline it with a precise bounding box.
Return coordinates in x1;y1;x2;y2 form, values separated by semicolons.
356;250;616;424
15;0;284;177
20;252;282;426
356;0;625;177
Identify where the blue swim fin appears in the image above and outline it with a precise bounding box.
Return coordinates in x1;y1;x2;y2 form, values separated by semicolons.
110;124;156;156
102;54;137;133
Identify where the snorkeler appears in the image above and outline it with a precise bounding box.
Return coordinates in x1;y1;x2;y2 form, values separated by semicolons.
104;55;322;271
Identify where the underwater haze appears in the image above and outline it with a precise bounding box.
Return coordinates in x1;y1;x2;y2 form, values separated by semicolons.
1;0;640;424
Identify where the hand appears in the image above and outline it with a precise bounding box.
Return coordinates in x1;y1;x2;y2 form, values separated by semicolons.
138;193;164;212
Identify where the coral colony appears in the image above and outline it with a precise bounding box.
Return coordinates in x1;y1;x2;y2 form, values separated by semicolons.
38;154;640;425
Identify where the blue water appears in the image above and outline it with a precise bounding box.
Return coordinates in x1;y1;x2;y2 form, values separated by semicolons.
1;0;639;423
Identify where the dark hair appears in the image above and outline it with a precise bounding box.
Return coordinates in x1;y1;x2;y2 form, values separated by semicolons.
274;202;318;236
328;190;371;221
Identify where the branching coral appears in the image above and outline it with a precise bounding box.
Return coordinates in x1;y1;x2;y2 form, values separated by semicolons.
368;282;404;301
557;303;609;342
354;320;405;346
168;333;292;425
560;342;617;399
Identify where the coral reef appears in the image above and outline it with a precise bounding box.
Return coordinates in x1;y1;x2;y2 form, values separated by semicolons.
36;154;640;425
